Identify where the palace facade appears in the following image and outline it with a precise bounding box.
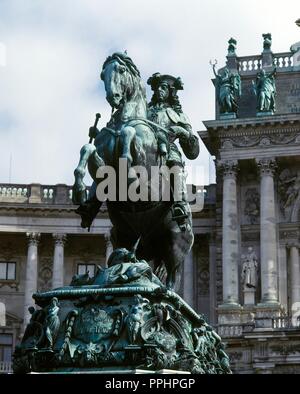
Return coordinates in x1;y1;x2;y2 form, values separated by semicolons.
1;31;300;374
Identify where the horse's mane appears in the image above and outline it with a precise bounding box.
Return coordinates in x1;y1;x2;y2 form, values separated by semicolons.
102;52;147;118
101;52;141;79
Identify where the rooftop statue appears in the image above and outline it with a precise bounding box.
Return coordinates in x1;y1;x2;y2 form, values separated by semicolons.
252;68;276;113
262;33;272;51
211;61;241;115
227;37;237;55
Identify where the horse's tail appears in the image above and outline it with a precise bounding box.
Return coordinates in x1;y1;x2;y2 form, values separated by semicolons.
154;262;167;283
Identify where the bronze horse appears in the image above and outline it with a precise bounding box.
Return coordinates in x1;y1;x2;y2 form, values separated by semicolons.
72;52;194;290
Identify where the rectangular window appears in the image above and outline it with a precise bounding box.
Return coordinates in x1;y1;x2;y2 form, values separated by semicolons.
0;334;13;362
77;264;95;277
0;262;16;280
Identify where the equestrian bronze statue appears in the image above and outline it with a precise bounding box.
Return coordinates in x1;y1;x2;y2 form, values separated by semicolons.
72;52;199;290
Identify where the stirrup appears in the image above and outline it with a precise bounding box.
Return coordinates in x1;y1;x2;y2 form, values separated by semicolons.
171;204;188;231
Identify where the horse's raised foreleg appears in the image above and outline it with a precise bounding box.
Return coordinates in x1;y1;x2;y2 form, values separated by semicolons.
88;149;105;182
72;143;96;205
120;125;137;182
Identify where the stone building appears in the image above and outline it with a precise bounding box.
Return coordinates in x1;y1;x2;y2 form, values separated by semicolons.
0;182;215;373
200;31;300;373
0;30;300;374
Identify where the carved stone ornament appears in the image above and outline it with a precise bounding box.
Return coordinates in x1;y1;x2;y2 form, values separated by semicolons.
26;232;41;246
13;248;232;374
256;158;277;176
221;131;300;149
217;160;238;179
53;233;67;246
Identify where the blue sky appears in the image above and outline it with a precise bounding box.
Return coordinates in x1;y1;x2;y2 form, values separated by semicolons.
0;0;299;186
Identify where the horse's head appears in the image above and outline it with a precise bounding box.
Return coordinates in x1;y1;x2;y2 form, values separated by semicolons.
101;52;142;110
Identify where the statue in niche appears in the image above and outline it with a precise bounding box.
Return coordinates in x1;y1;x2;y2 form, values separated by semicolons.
244;188;260;224
252;68;276;113
283;171;300;209
211;62;241;114
278;169;300;219
241;247;258;289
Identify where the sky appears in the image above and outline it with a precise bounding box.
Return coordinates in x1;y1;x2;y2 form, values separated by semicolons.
0;0;299;187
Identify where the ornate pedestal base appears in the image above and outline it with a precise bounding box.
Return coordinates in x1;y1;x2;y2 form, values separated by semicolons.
219;112;237;120
13;252;231;375
256;111;274;117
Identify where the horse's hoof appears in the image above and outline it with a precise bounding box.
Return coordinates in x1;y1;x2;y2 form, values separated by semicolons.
72;188;87;205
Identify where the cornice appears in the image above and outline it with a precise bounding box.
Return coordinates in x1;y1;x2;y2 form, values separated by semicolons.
202;114;300;133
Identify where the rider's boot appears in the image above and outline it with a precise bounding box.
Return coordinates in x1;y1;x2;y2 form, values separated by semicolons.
75;182;102;230
169;164;189;232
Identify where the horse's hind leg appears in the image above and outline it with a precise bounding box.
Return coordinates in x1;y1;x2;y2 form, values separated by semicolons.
162;209;194;291
73;143;96;205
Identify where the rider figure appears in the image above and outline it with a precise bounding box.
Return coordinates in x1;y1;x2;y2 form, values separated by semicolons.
147;73;199;229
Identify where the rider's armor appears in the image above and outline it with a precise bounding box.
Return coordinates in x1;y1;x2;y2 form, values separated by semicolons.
147;104;199;231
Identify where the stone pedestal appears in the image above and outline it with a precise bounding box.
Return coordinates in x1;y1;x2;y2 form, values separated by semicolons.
219;113;236;120
243;287;256;306
28;184;42;204
256;111;274;117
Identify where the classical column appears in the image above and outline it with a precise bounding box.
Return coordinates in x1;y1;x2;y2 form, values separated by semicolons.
52;233;67;289
183;248;194;308
220;160;240;305
104;232;113;267
23;232;40;328
287;242;300;323
257;158;278;304
209;233;217;324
